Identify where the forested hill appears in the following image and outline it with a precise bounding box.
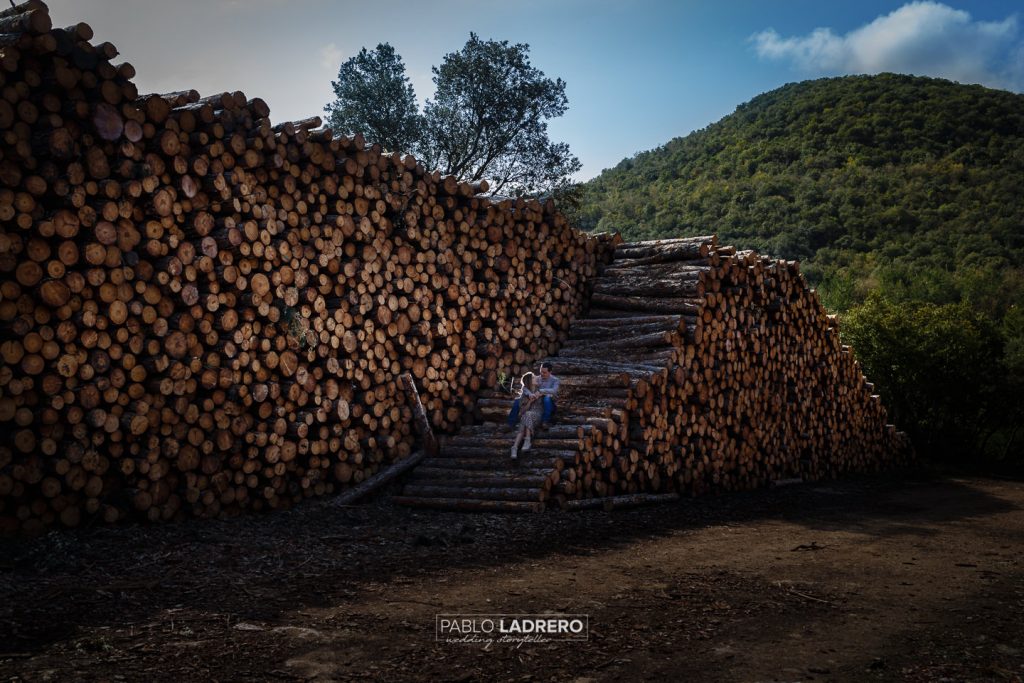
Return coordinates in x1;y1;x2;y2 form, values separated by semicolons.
576;74;1024;312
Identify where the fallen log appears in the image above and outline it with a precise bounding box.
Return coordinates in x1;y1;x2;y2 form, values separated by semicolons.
331;451;427;507
388;496;544;513
559;492;680;511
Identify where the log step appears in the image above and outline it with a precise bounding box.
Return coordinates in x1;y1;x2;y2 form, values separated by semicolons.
453;423;592;438
475;407;620;423
409;469;554;488
390;496;545;513
449;437;580;450
419;456;569;470
402;485;545;502
440;446;577;459
570;314;683;328
558;492;681;510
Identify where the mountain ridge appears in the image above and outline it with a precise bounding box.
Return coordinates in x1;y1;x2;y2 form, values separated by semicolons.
576;73;1024;311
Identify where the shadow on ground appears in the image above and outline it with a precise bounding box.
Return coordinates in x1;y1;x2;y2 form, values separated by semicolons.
1;471;1017;662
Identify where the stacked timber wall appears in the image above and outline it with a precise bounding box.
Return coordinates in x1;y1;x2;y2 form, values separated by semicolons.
0;2;605;534
561;238;913;500
394;236;912;512
0;2;911;533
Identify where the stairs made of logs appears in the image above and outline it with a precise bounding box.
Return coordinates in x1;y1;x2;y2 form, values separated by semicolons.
391;236;716;512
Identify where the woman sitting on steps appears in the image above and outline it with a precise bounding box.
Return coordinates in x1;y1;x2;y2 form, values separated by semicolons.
511;372;544;460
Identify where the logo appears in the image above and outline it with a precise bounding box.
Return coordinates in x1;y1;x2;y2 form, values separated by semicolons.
436;614;589;648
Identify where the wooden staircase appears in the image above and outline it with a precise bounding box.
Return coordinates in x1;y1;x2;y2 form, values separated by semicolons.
389;232;911;512
390;237;709;512
390;408;617;512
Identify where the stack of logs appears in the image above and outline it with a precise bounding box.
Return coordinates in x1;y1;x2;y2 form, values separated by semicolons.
392;235;910;512
0;1;605;535
542;236;912;503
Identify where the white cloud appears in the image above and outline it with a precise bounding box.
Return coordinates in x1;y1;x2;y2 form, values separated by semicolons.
320;42;343;71
752;2;1024;91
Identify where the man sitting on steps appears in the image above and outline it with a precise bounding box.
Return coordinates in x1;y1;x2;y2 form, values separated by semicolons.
536;362;559;425
507;362;559;429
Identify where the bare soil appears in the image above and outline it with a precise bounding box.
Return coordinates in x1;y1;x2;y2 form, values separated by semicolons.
2;474;1023;682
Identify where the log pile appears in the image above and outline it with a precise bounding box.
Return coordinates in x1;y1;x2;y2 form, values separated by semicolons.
0;1;604;535
0;1;910;529
559;236;912;501
393;236;912;511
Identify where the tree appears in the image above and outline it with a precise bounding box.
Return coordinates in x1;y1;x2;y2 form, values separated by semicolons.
840;294;1023;465
419;33;581;196
323;34;581;198
324;43;421;154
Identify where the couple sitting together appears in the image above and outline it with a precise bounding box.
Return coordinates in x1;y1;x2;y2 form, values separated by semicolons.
507;362;560;459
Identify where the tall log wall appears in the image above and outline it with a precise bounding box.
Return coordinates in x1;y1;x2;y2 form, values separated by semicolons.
573;238;914;499
0;2;605;535
395;237;913;512
0;2;910;533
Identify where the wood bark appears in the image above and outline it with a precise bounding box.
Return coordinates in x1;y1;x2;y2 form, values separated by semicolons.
0;2;909;530
394;236;911;511
0;1;605;535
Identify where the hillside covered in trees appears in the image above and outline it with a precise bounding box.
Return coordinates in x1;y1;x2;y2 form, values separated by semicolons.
578;74;1023;310
577;74;1024;464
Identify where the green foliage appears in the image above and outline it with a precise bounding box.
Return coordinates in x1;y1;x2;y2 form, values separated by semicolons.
420;33;581;196
577;73;1024;466
842;295;1024;466
578;74;1024;314
324;35;580;197
1003;305;1024;374
325;44;422;153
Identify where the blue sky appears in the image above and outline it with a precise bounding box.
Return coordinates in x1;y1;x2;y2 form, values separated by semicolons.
47;1;1024;180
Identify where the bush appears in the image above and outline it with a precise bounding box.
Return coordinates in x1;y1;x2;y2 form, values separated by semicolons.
841;294;1024;468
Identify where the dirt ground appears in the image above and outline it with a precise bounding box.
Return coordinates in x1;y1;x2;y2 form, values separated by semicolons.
2;473;1023;682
